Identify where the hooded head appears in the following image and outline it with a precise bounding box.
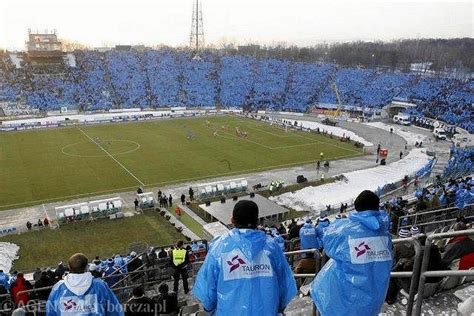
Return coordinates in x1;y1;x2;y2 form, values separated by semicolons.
410;226;420;236
354;190;380;212
398;228;411;238
68;253;88;274
232;200;259;229
65;253;94;296
89;264;97;272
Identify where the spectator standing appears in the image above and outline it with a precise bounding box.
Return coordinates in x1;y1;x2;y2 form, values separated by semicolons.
441;222;474;270
55;262;67;281
170;241;189;294
125;286;156;316
193;200;296;315
188;187;194;201
168;194;173;207
26;221;32;231
46;253;123;315
89;264;103;278
153;283;178;315
0;270;10;290
10;273;31;307
310;190;393;316
180;194;186;205
158;249;168;259
134;199;139;211
127;252;143;273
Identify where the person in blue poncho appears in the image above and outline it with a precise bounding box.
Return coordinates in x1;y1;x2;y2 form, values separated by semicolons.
192;200;297;315
47;253;123;315
315;216;330;246
310;190;393;316
300;218;320;253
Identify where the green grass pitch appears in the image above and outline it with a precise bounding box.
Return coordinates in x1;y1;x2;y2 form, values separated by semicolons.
0;115;363;210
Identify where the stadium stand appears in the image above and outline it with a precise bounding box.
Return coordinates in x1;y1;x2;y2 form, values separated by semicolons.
0;49;472;131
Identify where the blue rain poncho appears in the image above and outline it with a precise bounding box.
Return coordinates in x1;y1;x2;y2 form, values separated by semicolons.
300;222;320;250
310;210;393;316
193;228;297;315
46;272;123;315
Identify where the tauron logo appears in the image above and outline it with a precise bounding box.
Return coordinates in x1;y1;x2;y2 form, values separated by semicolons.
63;299;77;311
227;255;246;272
354;242;371;257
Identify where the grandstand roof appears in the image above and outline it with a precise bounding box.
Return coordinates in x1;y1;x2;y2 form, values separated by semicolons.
200;194;290;225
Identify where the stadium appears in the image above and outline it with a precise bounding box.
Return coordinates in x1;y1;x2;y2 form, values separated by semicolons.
0;0;473;315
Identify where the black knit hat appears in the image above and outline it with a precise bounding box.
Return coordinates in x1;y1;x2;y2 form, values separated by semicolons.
354;190;380;212
232;200;259;228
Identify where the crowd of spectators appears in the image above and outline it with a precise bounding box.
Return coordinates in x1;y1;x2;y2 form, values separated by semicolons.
0;49;472;130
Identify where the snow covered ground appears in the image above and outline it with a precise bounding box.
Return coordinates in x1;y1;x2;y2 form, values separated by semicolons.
291;119;374;146
364;122;427;145
0;242;19;272
270;148;430;212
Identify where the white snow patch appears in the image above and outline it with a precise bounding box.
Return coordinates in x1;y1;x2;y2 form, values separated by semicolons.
0;242;19;272
364;122;426;146
293;120;373;146
270;148;430;212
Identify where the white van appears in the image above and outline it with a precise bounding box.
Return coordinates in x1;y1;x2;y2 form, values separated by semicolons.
452;133;473;147
393;114;411;126
433;128;447;140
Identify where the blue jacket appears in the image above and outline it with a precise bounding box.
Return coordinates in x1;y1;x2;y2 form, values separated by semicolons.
310;211;393;316
0;272;10;290
299;222;320;250
193;228;297;315
46;272;123;315
315;220;330;247
268;228;286;252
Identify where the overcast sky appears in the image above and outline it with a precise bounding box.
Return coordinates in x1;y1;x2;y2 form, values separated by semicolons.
0;0;472;50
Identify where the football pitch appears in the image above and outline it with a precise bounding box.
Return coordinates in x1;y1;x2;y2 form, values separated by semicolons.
0;115;363;209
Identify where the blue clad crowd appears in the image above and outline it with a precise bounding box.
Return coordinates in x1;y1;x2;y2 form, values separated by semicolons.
0;50;472;131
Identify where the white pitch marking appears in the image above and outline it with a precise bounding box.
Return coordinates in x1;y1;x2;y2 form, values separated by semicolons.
77;127;145;186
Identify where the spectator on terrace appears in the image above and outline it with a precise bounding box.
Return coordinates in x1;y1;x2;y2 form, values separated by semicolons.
193;200;297;315
310;190;392;316
47;253;123;315
37;219;43;227
125;286;156;316
441;222;474;270
315;216;330;246
189;187;194;201
170;241;189;294
34;271;55;300
26;221;32;231
89;264;103;278
134;198;139;211
158;248;168;259
180;194;186;205
43;217;49;227
0;270;9;290
10;273;31;307
168;194;173;207
153;283;178;315
55;262;67;281
127;252;143;273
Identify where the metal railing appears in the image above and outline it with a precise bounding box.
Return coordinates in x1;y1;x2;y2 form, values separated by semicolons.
398;204;473;232
389;237;423;316
414;229;474;316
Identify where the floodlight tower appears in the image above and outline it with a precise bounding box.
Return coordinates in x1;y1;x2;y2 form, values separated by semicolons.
190;0;205;58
